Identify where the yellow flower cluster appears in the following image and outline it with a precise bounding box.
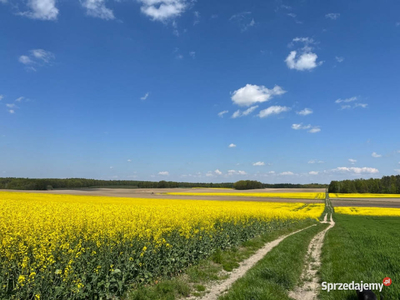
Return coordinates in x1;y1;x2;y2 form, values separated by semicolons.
0;191;323;298
164;192;326;199
329;193;400;198
335;206;400;217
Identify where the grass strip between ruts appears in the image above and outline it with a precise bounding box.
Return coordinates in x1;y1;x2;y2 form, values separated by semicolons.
218;223;328;300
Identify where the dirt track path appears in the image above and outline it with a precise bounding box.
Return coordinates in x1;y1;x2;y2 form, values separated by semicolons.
197;224;317;300
289;213;335;300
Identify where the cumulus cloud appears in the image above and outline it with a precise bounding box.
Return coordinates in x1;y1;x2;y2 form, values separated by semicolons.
231;105;259;118
81;0;114;20
158;171;169;176
285;37;322;71
31;49;54;63
349;159;357;164
218;110;229;117
19;55;34;65
371;152;382;158
296;108;313;116
139;0;187;22
285;51;322;71
231;84;286;107
253;161;265;166
333;167;379;174
141;92;150;100
292;123;320;133
309;171;319;175
354;103;368;108
227;170;247;175
325;13;340;20
8;109;15;114
258;106;290;118
280;171;294;175
228;143;236;148
214;169;222;175
19;0;59;20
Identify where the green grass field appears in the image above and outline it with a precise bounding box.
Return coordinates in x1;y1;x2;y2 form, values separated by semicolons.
320;214;400;299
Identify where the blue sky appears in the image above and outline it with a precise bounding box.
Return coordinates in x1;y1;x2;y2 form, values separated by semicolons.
1;0;400;184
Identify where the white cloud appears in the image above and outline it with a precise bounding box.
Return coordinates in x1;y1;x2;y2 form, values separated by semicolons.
30;49;54;63
309;171;319;175
19;55;33;65
139;0;187;22
354;103;368;108
395;169;400;173
371;152;382;158
349;159;357;164
333;167;379;174
258;106;290;118
19;0;59;20
231;84;286;107
335;96;357;104
230;11;255;32
285;51;322;71
15;97;24;102
335;56;344;63
309;127;321;133
292;123;311;130
227;170;246;175
158;171;169;176
0;95;3;101
8;109;15;114
6;104;16;108
189;51;196;58
193;11;200;25
308;160;324;164
141;92;150;100
292;123;320;133
19;49;54;71
218;110;229;118
228;143;236;148
253;161;265;166
127;159;131;162
214;169;222;175
296;108;313;116
280;171;294;175
232;105;259;118
81;0;114;20
325;13;340;20
232;110;241;119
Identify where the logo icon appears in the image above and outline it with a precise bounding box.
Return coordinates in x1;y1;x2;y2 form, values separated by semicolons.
383;277;392;287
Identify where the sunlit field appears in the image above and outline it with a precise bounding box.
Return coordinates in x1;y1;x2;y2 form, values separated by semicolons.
329;193;400;198
0;192;323;299
164;192;326;199
335;206;400;217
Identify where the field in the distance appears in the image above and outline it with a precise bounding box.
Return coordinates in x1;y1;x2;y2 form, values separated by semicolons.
330;193;400;208
1;187;326;203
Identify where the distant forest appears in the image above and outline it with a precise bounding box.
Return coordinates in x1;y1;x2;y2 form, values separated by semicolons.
328;175;400;194
0;177;327;190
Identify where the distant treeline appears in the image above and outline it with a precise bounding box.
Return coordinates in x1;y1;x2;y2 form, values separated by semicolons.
329;175;400;194
0;177;327;191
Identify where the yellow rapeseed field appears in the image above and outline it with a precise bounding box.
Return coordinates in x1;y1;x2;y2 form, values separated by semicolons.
335;206;400;217
0;192;323;299
329;193;400;198
164;192;326;199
